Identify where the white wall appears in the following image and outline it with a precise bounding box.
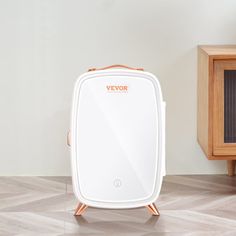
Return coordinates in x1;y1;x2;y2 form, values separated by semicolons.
1;0;236;176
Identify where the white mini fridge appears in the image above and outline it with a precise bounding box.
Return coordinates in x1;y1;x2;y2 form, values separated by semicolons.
68;65;165;216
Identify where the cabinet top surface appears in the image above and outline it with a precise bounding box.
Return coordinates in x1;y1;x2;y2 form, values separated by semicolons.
199;45;236;56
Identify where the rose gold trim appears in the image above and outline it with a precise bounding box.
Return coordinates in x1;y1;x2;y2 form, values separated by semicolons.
88;64;144;72
74;203;88;216
67;131;71;147
146;203;160;216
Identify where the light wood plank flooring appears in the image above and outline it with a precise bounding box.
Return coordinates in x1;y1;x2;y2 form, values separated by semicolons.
0;175;236;235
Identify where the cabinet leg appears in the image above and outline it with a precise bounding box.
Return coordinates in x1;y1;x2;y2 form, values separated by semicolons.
227;160;236;176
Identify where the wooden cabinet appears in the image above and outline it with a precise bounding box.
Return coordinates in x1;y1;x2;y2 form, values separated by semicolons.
198;45;236;176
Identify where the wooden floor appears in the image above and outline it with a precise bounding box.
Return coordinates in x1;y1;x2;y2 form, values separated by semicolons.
0;175;236;235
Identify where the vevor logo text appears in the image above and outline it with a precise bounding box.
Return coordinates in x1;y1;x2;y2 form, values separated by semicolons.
106;85;128;92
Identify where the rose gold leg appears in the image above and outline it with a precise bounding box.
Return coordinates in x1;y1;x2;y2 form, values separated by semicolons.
74;203;88;216
146;203;160;216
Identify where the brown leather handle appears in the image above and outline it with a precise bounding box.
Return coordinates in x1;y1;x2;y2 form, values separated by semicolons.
88;64;144;72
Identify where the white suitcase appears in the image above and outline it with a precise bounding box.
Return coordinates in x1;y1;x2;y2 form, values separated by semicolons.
68;65;165;216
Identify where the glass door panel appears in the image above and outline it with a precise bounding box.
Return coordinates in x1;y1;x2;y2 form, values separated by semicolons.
213;61;236;155
224;70;236;143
